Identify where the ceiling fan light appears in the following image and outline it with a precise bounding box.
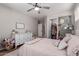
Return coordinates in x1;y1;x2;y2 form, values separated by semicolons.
34;7;39;11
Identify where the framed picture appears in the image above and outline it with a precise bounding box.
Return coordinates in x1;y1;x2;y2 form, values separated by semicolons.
59;17;65;25
16;23;25;29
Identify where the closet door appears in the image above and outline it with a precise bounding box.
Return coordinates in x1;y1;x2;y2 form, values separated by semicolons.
58;16;73;40
38;24;42;37
50;18;58;39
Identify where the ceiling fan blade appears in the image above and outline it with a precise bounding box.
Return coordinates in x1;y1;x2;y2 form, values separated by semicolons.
42;6;50;9
27;8;34;12
27;3;35;6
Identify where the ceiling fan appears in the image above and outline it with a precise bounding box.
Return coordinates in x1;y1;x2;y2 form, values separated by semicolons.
27;3;50;12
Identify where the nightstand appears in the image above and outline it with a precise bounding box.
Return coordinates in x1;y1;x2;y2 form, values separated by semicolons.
0;43;5;51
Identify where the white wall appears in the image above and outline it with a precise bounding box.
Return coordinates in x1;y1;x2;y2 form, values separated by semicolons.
0;5;38;41
74;4;79;35
46;10;73;38
74;4;79;22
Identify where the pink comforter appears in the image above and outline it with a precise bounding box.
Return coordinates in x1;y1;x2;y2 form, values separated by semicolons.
18;38;66;56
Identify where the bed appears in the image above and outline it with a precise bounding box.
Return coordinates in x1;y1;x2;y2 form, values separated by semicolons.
4;38;66;56
5;34;79;56
18;38;66;56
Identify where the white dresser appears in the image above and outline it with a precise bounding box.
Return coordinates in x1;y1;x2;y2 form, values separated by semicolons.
15;32;33;47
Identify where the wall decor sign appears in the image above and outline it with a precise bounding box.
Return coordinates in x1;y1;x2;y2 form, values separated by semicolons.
16;23;25;29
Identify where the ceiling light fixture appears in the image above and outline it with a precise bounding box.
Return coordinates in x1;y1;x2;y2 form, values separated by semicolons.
34;7;39;11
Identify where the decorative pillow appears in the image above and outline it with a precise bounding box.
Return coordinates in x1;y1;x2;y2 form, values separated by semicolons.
54;40;60;47
51;40;60;47
67;35;79;56
62;34;71;43
72;46;79;55
58;34;71;50
58;40;68;50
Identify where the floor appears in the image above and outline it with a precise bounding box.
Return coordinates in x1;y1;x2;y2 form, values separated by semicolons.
0;44;23;56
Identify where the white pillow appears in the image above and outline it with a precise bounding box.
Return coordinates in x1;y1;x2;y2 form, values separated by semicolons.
63;34;71;43
54;40;60;47
51;40;60;47
67;35;79;56
58;34;71;50
58;41;68;50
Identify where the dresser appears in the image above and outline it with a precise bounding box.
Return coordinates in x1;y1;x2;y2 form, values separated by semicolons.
15;32;33;47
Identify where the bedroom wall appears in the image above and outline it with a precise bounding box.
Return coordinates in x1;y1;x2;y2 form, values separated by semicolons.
74;3;79;35
46;10;73;38
0;5;38;41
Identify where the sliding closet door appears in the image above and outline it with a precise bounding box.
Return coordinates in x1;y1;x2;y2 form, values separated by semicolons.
49;16;74;40
58;16;74;40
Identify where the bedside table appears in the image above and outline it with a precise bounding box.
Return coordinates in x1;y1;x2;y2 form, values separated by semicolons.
0;43;5;51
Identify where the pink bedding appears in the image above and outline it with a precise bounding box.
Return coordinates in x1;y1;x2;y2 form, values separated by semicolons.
18;38;66;56
4;38;66;56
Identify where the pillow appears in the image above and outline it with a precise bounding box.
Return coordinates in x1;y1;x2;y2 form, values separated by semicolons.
67;35;79;56
58;34;71;50
54;40;60;47
72;46;79;55
58;40;68;50
62;34;71;43
51;40;60;47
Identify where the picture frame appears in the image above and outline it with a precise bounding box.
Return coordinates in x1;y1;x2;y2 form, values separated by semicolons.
16;23;25;29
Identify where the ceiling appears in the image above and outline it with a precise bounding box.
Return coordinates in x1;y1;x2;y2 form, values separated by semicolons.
1;3;74;18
